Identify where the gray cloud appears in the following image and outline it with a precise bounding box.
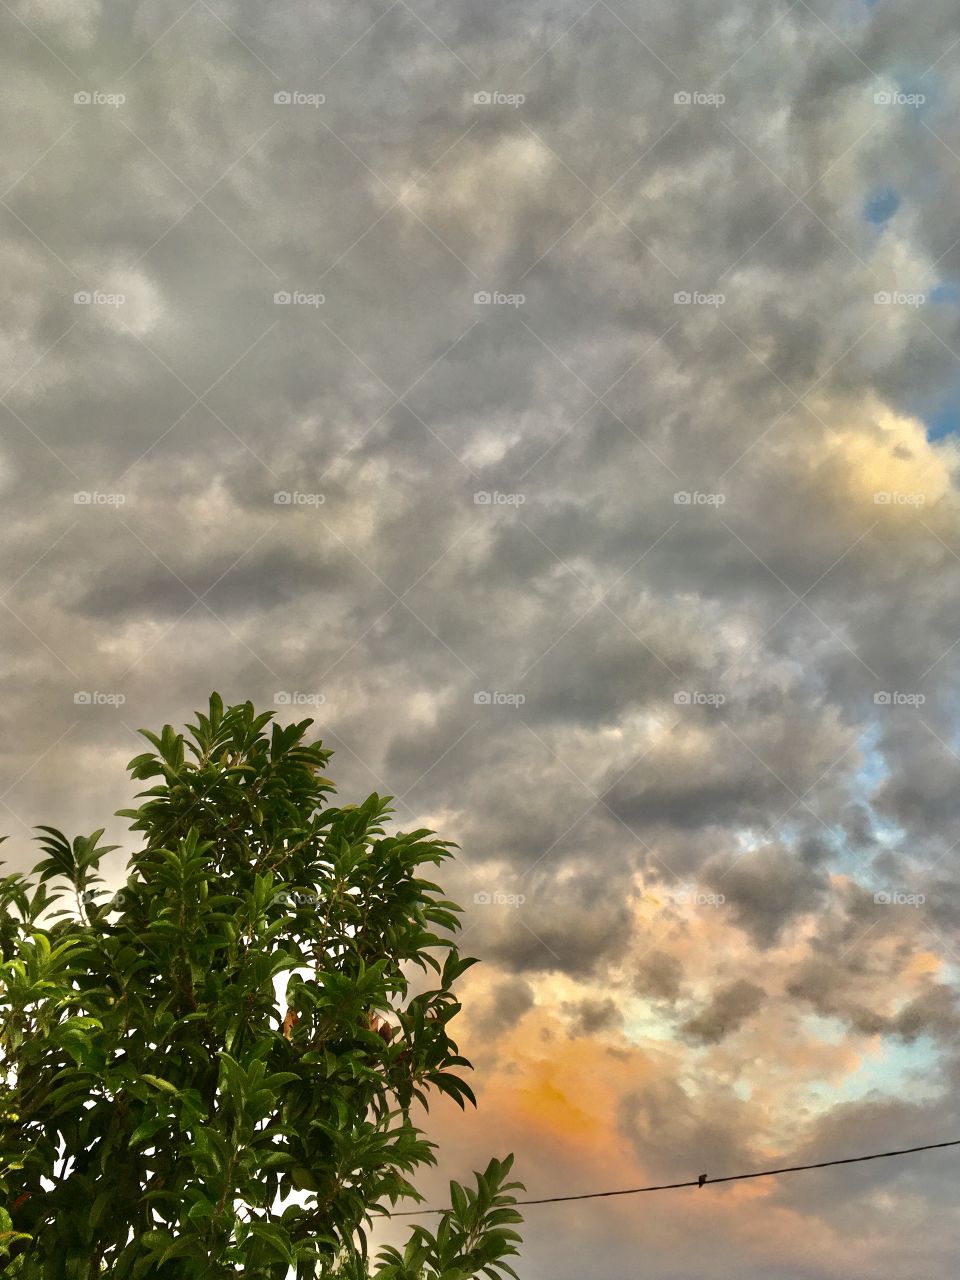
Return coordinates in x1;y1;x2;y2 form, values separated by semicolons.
633;949;684;1001
679;978;766;1044
471;976;536;1040
562;995;622;1037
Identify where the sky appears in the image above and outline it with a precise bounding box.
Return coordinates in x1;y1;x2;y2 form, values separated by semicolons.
3;0;960;1275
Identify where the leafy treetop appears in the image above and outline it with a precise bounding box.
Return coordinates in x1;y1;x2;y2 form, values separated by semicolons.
0;694;523;1278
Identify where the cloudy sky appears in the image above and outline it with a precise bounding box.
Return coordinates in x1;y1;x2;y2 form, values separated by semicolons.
4;0;960;1274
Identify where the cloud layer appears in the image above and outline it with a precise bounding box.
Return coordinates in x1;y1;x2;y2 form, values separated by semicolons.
3;2;960;1276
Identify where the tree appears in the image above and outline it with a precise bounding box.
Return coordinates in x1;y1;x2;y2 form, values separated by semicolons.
0;695;524;1277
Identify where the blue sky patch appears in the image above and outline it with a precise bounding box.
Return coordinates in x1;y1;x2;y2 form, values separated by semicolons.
925;400;960;441
864;186;900;224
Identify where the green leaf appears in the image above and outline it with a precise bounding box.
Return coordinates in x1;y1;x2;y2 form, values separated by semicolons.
141;1074;179;1094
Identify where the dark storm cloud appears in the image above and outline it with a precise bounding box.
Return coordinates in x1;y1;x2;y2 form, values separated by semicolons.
74;544;353;619
870;718;960;838
471;976;536;1039
764;1093;960;1221
633;949;684;1001
702;844;831;947
679;978;766;1044
473;865;636;977
787;950;960;1044
617;1074;753;1183
563;995;622;1037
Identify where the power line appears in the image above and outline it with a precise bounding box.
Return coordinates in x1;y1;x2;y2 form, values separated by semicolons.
388;1137;960;1215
